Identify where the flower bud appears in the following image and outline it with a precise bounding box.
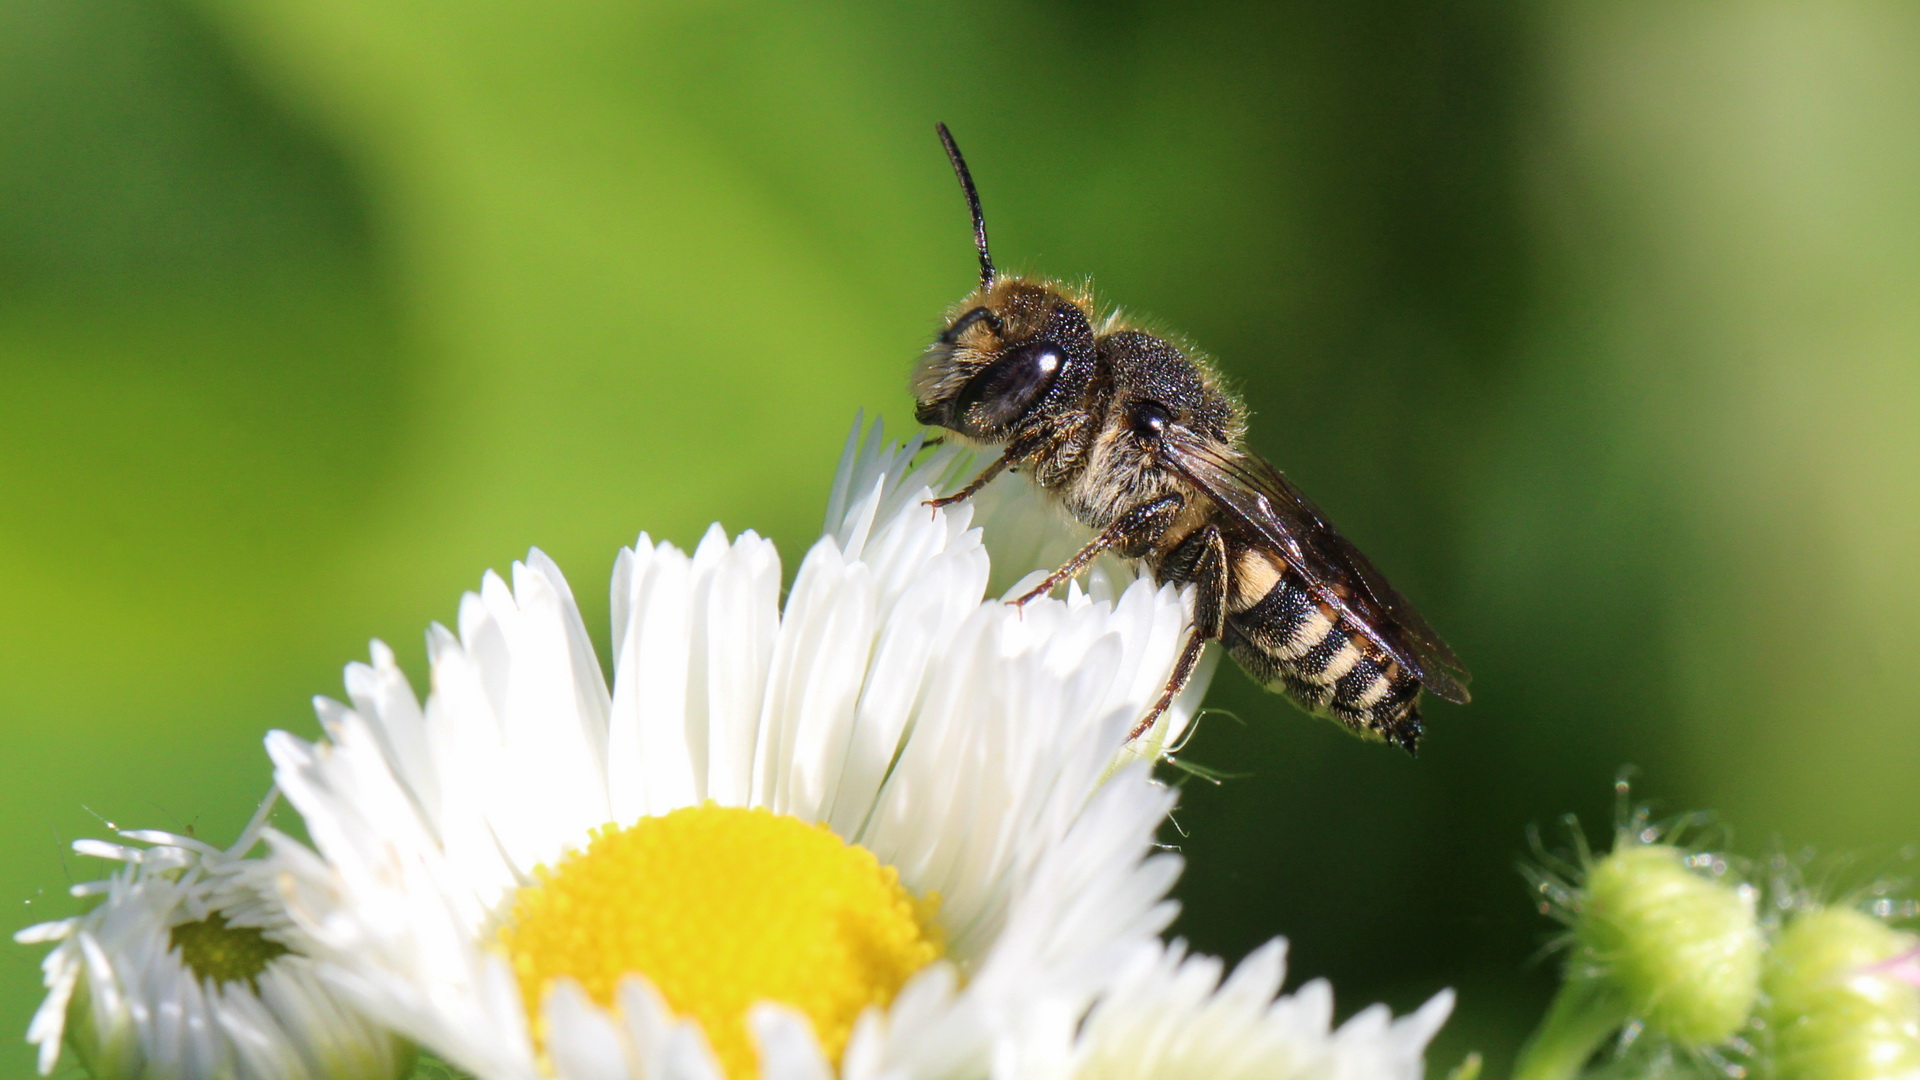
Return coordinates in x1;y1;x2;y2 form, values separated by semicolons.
1574;843;1762;1047
1763;906;1920;1080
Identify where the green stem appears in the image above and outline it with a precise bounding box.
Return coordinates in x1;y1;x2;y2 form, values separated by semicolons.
1510;974;1631;1080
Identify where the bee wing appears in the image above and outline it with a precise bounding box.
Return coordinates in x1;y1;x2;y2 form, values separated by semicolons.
1160;429;1471;703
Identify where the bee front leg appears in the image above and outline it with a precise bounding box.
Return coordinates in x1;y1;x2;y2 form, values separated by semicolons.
1130;525;1228;743
1009;493;1184;608
924;455;1008;511
923;414;1090;512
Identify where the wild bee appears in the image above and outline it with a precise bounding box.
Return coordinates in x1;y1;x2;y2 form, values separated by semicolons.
913;124;1469;753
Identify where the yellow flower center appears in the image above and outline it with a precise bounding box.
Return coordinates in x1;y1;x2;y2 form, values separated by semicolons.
169;912;290;991
497;804;942;1080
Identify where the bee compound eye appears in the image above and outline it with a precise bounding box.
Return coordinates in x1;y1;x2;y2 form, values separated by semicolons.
1023;342;1064;383
955;339;1067;433
1130;400;1174;438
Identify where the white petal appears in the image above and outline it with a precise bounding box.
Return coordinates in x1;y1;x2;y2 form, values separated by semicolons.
545;979;635;1080
1027;937;1452;1080
609;536;697;820
14;919;77;945
72;839;143;864
654;1026;727;1080
693;529;780;807
502;553;614;844
749;1003;834;1080
342;638;440;820
755;537;877;821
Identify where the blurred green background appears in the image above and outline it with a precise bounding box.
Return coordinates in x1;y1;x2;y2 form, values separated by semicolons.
5;0;1919;1074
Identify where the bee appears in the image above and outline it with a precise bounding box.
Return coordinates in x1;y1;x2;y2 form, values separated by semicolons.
913;124;1470;754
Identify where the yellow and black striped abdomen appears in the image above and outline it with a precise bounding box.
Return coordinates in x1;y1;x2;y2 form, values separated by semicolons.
1221;556;1425;751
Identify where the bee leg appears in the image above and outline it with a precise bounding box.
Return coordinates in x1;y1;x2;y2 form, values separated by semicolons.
923;455;1008;511
1024;413;1096;489
1130;526;1228;743
1009;493;1183;608
923;415;1089;512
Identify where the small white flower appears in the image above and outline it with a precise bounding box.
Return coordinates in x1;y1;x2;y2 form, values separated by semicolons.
264;419;1212;1080
13;796;411;1080
1007;937;1453;1080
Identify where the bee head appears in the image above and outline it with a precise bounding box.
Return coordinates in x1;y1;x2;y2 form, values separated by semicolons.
912;124;1096;444
913;279;1096;442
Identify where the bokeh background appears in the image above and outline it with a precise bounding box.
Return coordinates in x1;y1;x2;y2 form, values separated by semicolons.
5;0;1919;1074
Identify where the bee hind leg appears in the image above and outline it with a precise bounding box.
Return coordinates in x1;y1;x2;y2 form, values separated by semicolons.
1130;525;1228;743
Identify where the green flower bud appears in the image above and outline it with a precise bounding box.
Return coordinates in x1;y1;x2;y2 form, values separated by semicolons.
1763;906;1920;1080
1575;843;1763;1047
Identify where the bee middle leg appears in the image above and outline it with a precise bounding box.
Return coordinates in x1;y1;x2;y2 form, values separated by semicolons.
1130;525;1228;743
1009;493;1183;608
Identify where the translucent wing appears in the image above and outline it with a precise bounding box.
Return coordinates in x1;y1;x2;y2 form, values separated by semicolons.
1161;429;1471;703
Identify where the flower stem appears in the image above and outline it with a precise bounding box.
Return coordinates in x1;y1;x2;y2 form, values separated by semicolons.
1510;973;1630;1080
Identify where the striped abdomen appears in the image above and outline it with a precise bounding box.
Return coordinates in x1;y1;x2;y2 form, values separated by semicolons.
1219;548;1424;751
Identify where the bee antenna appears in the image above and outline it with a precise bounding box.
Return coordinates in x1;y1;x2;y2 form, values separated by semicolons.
935;122;995;290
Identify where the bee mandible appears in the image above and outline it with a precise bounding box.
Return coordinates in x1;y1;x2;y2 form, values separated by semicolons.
912;123;1470;753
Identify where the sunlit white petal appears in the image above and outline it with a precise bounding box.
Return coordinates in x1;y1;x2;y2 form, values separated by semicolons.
1008;937;1453;1080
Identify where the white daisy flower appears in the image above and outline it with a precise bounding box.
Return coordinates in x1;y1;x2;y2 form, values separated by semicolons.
1006;937;1454;1080
263;419;1212;1080
13;795;411;1080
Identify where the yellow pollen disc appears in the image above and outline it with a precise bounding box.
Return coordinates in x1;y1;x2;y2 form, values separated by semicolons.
497;804;942;1080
